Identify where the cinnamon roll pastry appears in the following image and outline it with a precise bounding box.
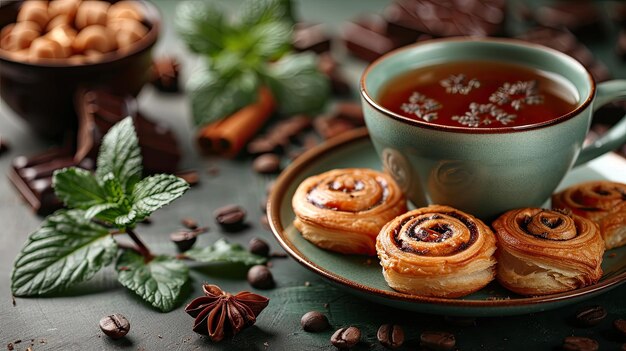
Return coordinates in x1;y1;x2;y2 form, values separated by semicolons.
376;205;497;298
292;168;407;256
552;181;626;249
493;208;604;296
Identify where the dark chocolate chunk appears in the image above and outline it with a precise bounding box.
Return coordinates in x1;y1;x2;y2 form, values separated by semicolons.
293;23;331;54
318;52;351;96
535;2;605;39
150;56;180;93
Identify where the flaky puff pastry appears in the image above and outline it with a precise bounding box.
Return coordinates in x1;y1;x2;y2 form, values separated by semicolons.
493;208;604;296
552;181;626;249
292;168;407;256
376;205;497;298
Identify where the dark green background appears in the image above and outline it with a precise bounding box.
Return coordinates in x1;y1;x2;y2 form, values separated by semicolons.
1;0;625;350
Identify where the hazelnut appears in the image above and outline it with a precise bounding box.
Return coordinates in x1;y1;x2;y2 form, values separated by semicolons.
28;37;65;60
3;21;40;51
48;0;81;20
46;25;76;57
46;14;72;31
73;25;116;53
75;1;109;30
108;1;143;22
17;1;49;32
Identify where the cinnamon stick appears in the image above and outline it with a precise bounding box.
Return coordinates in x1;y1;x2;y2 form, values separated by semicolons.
196;87;275;158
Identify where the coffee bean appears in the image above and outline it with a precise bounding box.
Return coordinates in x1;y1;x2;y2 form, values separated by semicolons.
175;170;199;186
99;313;130;339
247;265;275;289
181;217;198;230
562;336;598;351
301;311;330;332
331;326;360;349
170;230;197;252
214;205;246;231
420;331;455;351
253;154;281;174
377;324;404;349
249;237;270;257
575;305;607;326
614;319;626;337
247;137;282;156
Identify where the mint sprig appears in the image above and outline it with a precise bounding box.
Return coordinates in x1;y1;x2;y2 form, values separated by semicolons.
11;117;265;312
175;0;329;126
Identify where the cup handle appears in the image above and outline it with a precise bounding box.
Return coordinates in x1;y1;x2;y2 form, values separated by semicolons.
574;80;626;167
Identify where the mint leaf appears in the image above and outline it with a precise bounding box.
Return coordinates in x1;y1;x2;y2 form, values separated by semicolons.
96;117;142;194
116;251;189;312
130;174;189;220
240;0;294;26
53;168;107;209
11;210;117;296
175;1;227;56
185;239;266;266
187;65;259;126
249;21;292;60
262;52;329;115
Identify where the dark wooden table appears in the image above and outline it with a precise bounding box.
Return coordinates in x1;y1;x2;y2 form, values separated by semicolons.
1;1;625;350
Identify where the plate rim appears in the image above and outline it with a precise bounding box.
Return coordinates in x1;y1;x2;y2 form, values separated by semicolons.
267;128;626;308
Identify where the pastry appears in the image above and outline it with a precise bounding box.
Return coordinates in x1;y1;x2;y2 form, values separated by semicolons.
376;205;497;298
552;181;626;249
292;168;407;255
493;208;604;296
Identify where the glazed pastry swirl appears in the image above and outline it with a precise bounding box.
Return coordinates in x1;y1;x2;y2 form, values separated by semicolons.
493;208;604;296
552;181;626;249
376;205;497;298
293;168;407;256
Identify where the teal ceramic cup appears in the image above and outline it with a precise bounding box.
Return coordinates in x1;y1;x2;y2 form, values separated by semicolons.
360;38;626;220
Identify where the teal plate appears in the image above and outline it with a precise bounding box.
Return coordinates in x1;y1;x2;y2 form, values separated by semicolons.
268;128;626;316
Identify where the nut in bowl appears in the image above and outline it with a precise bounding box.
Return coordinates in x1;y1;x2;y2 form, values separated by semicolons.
0;0;160;138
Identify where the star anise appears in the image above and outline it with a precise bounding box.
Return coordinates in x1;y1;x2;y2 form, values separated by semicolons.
185;284;269;342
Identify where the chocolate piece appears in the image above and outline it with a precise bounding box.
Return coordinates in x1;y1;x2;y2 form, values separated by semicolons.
293;23;331;54
384;0;506;39
342;14;411;62
535;2;604;39
9;148;94;215
518;27;611;82
75;89;181;173
150;56;180;93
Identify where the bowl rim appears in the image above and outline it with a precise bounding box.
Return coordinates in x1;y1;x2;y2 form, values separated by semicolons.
267;128;626;308
0;0;160;68
360;37;597;134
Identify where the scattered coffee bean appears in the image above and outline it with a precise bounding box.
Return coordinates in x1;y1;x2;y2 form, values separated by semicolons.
214;205;246;231
301;311;330;332
99;313;130;339
7;342;14;350
575;305;607;327
420;331;455;351
247;137;283;156
331;326;361;349
253;154;281;174
247;265;275;289
175;170;200;186
170;230;198;252
444;315;477;327
249;237;270;257
377;324;404;349
615;319;626;337
181;217;198;230
562;336;598;351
